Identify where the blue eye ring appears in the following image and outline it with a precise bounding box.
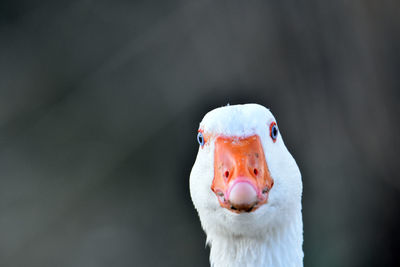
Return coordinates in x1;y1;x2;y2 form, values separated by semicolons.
270;122;278;142
197;132;205;147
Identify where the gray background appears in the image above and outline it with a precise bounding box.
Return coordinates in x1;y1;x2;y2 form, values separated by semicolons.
0;0;399;266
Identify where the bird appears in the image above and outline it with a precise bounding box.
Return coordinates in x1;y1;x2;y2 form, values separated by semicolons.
190;103;303;267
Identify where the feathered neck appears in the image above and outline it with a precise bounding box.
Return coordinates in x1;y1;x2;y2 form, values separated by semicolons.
206;207;303;267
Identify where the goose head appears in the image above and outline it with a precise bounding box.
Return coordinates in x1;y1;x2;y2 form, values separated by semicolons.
190;104;302;240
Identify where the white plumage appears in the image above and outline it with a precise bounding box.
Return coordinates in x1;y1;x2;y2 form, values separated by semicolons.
190;103;303;267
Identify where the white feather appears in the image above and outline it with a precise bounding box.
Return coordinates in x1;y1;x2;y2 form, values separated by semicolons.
190;103;303;267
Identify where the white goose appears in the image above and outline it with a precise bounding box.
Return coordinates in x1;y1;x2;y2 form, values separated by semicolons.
190;104;303;267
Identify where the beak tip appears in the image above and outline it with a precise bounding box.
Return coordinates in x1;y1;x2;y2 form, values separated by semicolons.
228;182;258;206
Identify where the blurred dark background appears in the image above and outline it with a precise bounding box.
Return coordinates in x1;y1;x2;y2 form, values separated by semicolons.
0;0;399;266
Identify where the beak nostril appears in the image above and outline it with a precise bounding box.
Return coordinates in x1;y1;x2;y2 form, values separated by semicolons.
253;168;258;175
224;171;230;178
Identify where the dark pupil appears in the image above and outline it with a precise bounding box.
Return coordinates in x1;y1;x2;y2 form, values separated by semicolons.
198;135;203;144
272;127;277;138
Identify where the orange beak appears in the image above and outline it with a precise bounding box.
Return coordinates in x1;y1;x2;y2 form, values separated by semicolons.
211;135;274;213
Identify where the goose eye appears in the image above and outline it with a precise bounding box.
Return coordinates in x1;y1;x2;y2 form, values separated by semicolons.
269;122;278;142
197;132;205;147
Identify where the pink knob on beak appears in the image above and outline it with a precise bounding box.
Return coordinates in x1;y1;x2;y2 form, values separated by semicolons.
228;181;258;207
